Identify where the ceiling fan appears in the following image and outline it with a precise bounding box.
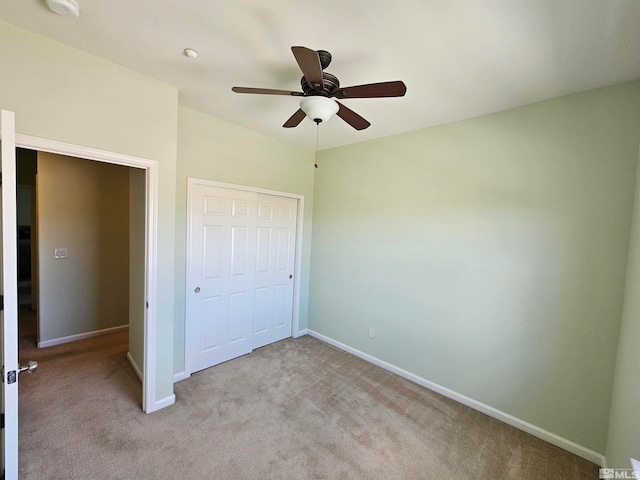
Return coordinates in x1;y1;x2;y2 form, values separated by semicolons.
232;46;407;130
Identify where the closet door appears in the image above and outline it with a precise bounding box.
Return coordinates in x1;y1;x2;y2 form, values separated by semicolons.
187;184;256;374
253;194;297;349
186;182;299;375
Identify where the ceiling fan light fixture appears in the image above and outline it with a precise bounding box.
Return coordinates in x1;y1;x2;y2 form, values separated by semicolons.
300;96;338;124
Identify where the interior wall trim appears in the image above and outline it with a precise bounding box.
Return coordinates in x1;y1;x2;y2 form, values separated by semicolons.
151;394;176;413
173;371;189;383
293;328;308;338
127;351;143;382
306;329;606;467
38;324;129;349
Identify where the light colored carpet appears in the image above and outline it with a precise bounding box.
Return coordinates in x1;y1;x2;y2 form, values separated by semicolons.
18;328;598;479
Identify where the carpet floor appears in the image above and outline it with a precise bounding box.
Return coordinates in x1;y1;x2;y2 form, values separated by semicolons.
18;329;599;479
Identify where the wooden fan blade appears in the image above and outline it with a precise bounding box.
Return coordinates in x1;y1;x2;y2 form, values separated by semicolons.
283;109;306;128
332;81;407;99
336;102;370;130
232;87;304;96
291;46;324;90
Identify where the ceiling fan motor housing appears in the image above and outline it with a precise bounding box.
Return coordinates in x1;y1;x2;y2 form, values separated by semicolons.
301;72;340;96
316;50;332;69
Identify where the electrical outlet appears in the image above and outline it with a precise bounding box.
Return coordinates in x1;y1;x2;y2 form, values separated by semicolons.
368;327;375;338
54;248;68;259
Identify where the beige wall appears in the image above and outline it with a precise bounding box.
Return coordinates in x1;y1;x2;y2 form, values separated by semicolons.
37;152;130;342
0;21;178;401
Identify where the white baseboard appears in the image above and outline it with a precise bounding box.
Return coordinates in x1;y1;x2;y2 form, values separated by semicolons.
173;371;189;383
146;394;176;414
38;324;129;348
307;329;605;467
127;352;143;383
293;328;308;338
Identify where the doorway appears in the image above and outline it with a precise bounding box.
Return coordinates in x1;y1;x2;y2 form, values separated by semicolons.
16;148;145;393
11;133;160;413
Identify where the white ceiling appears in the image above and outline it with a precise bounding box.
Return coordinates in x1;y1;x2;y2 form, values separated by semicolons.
1;0;640;151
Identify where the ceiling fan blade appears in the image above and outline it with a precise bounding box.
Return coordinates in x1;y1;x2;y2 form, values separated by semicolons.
332;81;407;99
283;109;306;128
336;102;371;130
291;46;324;90
232;87;304;96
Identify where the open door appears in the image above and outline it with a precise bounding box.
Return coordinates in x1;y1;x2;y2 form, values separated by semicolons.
1;109;19;480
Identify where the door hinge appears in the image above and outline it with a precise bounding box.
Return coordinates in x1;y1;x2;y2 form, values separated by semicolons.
1;413;4;429
0;294;3;311
146;302;149;309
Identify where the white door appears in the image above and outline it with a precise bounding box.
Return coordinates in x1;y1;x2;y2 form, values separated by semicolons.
1;110;19;479
186;182;299;375
253;194;297;349
187;184;257;374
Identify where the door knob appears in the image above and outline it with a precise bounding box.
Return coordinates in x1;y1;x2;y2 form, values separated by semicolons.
194;287;201;293
19;360;38;375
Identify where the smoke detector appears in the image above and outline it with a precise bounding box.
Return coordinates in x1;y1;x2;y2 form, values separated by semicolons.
46;0;80;18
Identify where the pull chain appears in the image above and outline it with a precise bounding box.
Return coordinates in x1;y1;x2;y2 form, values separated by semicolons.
314;123;320;169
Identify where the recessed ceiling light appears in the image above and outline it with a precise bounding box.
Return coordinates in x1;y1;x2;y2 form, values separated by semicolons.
45;0;80;18
184;48;199;59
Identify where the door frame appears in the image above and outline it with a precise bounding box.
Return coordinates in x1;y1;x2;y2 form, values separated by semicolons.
14;133;159;413
183;177;305;378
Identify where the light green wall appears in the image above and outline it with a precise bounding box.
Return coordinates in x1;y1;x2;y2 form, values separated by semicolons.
0;21;178;401
606;141;640;469
37;152;130;342
309;81;640;453
173;106;314;376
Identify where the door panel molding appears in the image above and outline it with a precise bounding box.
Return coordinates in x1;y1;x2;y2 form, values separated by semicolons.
253;193;297;349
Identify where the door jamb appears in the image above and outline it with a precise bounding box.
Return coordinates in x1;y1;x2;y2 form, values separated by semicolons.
14;133;159;413
183;177;305;379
